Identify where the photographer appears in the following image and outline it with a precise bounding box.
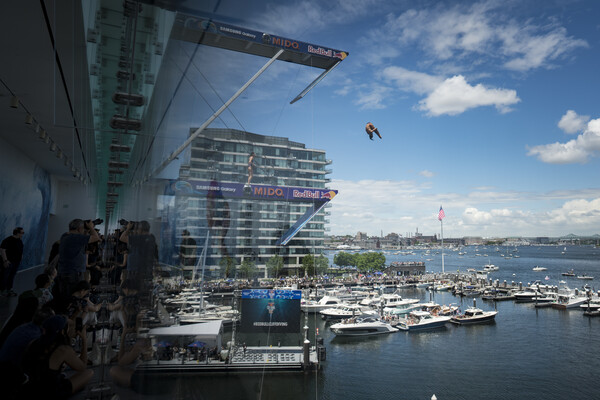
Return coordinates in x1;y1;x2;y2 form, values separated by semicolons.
54;219;100;313
119;220;157;303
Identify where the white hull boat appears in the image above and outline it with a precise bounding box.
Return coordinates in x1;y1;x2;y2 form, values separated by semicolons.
396;310;451;331
330;316;398;336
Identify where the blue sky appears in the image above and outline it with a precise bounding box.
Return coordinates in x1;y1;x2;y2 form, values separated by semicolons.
166;0;600;238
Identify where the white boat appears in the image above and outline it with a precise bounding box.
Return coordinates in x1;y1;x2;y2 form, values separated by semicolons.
358;292;381;307
301;295;343;313
483;264;499;272
551;288;588;309
329;315;398;336
450;304;497;325
513;289;542;302
580;299;600;311
415;282;433;289
433;283;454;292
319;304;376;320
532;266;547;271
378;292;420;309
577;275;594;280
396;310;451;331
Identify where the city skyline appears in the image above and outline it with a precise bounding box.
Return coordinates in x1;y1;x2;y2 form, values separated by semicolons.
172;0;600;238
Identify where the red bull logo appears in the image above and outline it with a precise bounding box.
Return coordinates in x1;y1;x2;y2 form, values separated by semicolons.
308;45;332;57
321;190;337;200
333;51;348;60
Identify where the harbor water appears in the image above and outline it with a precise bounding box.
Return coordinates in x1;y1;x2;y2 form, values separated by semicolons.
136;245;600;399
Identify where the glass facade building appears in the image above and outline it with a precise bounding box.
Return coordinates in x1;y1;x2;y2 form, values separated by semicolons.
165;128;332;278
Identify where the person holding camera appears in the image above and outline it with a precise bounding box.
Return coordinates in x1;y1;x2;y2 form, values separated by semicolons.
54;219;100;313
119;221;157;305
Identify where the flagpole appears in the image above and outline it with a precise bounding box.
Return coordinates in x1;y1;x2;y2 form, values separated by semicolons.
441;217;444;273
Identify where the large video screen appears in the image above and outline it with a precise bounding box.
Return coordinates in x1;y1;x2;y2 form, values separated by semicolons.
240;289;302;333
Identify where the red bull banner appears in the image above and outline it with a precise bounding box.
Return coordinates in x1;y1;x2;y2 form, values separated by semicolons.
171;14;348;69
167;179;337;203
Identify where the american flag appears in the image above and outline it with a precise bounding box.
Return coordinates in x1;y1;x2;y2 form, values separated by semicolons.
438;206;446;221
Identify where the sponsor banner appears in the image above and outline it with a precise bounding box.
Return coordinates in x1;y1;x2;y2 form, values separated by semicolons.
167;179;337;202
240;289;302;333
174;14;348;61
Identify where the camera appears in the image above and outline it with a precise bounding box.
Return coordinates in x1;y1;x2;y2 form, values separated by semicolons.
85;218;104;225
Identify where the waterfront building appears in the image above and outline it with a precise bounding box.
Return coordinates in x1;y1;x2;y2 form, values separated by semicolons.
165;128;333;278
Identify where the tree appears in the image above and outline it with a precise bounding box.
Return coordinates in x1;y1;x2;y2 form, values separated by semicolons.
334;251;356;267
239;258;256;279
266;254;284;278
315;254;329;275
219;256;235;278
356;252;386;273
301;254;315;276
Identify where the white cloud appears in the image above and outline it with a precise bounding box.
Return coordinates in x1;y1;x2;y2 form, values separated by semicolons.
419;170;435;178
329;178;600;237
527;117;600;164
500;26;589;71
369;1;587;71
258;0;379;36
558;110;590;134
418;75;520;116
381;66;443;95
354;85;391;110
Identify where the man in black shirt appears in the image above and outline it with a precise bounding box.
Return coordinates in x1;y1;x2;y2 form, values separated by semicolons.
0;227;25;297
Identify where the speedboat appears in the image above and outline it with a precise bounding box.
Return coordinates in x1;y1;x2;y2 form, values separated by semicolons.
483;264;499;272
378;292;420;309
562;269;575;277
577;275;594;280
513;289;542;302
532;266;547;271
330;315;398;336
320;304;376;320
551;289;588;309
301;295;343;313
396;310;451;331
450;306;497;325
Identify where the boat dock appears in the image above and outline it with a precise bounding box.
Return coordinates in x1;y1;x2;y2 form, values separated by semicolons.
136;346;321;375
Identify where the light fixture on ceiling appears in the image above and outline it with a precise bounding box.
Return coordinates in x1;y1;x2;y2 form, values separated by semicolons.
64;157;70;167
109;115;142;131
25;114;33;124
38;129;47;140
10;96;18;108
50;142;57;152
56;150;63;159
109;144;131;153
108;161;129;168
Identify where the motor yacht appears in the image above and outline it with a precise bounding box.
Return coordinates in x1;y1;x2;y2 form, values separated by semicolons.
450;304;497;325
532;266;547;271
396;310;451;331
377;292;420;309
561;269;575;277
301;295;344;313
319;304;376;320
576;275;594;280
329;315;398;336
551;289;588;309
